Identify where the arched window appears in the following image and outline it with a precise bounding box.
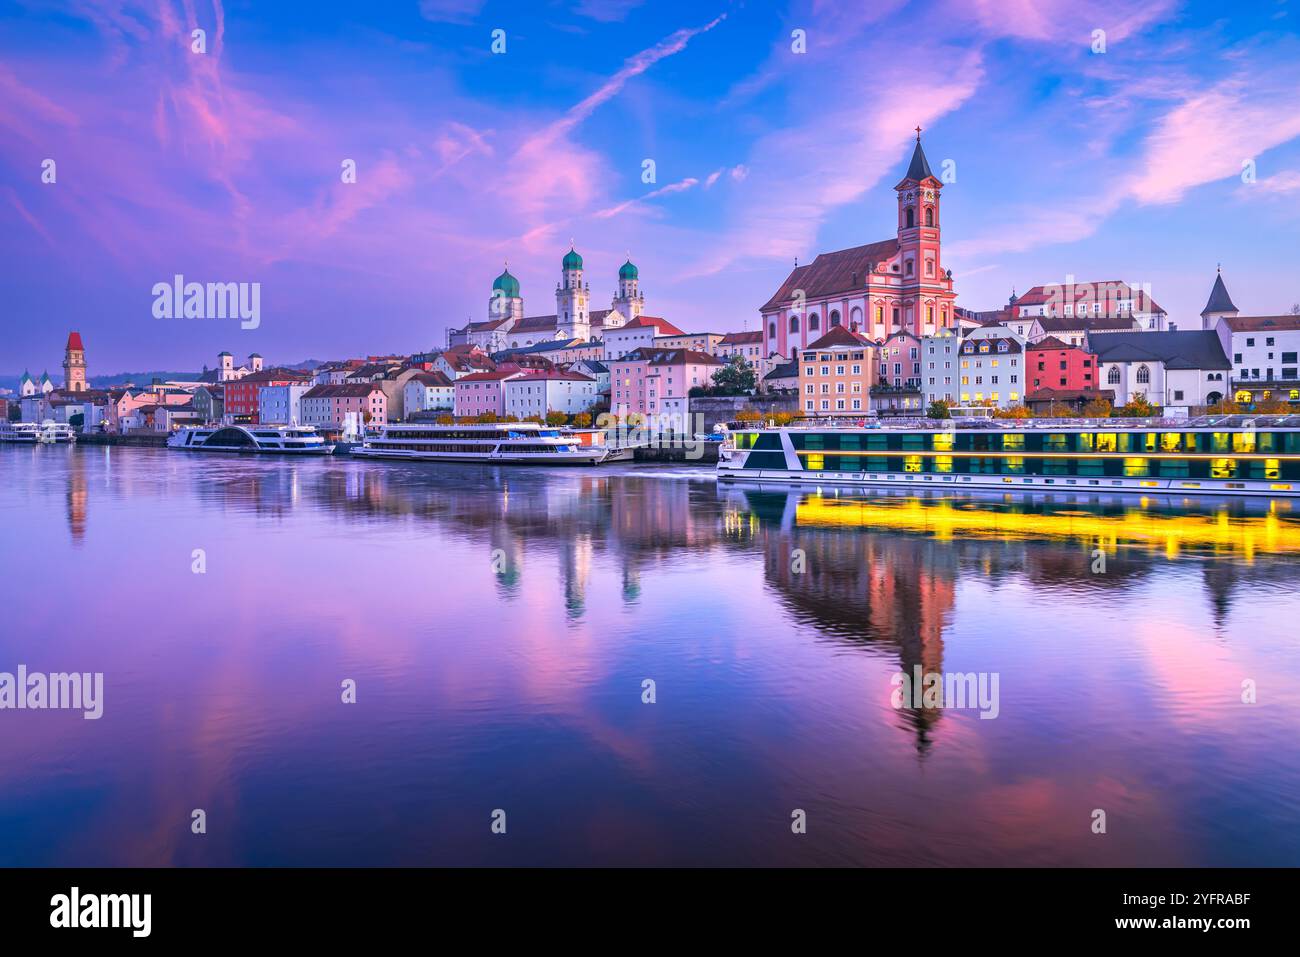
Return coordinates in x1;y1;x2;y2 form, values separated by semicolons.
925;207;934;227
829;310;841;327
769;321;777;339
1136;364;1150;384
808;313;820;331
905;207;915;229
1107;366;1121;384
851;306;863;329
790;315;800;333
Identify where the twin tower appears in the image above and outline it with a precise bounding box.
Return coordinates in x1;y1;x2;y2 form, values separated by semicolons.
487;245;644;340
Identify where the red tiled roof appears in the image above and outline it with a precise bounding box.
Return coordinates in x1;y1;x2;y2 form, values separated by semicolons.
1034;316;1137;334
455;370;522;382
239;368;311;384
760;238;900;312
1221;315;1300;332
1027;336;1079;351
511;369;595;382
805;326;873;351
1026;387;1115;402
303;383;383;398
718;331;763;345
625;316;687;336
411;371;453;387
1015;281;1166;315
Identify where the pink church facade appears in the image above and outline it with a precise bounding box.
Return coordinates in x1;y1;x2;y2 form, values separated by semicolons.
759;133;958;360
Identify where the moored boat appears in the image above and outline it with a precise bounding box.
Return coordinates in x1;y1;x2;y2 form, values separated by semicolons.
167;424;334;454
718;415;1300;497
0;421;77;444
352;422;607;465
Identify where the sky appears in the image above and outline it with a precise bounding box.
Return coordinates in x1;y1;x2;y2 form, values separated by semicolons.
2;0;1300;377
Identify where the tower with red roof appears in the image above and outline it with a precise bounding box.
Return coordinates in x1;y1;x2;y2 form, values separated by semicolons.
63;331;87;393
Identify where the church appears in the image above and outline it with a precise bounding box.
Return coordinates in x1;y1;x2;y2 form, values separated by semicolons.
448;246;646;353
760;131;959;358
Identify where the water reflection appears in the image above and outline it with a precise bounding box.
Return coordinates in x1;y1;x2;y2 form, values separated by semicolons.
2;447;1299;866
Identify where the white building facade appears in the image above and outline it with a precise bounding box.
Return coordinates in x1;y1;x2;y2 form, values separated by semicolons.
503;371;598;418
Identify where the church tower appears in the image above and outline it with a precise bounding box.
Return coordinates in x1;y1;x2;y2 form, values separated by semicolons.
555;243;590;340
609;256;643;328
488;263;524;326
894;129;955;336
1200;267;1239;331
63;331;87;393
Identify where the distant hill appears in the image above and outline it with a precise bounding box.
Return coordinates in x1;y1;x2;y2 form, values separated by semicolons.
0;360;324;395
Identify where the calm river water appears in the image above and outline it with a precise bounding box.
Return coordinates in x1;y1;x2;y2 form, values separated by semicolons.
2;444;1298;866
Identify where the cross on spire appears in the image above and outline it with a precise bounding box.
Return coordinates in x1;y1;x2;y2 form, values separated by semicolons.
915;125;922;142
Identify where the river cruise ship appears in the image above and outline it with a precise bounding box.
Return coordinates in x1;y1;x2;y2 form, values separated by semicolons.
0;421;77;444
167;424;334;454
352;422;608;465
717;416;1300;497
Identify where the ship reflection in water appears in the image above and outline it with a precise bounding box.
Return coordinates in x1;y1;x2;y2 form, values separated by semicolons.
2;447;1299;866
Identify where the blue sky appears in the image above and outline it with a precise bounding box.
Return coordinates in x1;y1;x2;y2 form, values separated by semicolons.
2;0;1299;375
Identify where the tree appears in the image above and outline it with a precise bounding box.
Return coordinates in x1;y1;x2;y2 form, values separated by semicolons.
771;411;798;426
1080;396;1113;418
926;399;951;420
1118;394;1157;417
1206;398;1243;415
735;409;764;423
1290;303;1300;315
711;356;757;395
993;404;1032;419
1254;397;1292;414
545;410;567;427
572;412;593;428
435;414;455;425
474;412;500;423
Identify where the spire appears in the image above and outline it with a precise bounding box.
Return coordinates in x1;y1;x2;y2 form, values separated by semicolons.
1201;268;1238;316
904;127;934;182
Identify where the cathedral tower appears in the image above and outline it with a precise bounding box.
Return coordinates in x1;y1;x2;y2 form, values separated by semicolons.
609;256;643;327
555;243;590;340
488;264;524;325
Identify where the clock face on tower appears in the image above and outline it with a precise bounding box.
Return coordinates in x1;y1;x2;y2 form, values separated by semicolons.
923;189;935;202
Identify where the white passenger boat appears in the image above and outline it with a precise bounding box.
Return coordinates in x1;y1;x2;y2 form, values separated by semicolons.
0;421;77;444
352;422;607;465
167;424;334;454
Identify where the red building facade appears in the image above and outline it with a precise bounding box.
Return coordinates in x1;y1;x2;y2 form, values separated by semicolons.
222;369;310;423
1025;336;1099;392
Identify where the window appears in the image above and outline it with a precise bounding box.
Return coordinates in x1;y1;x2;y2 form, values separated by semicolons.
1136;365;1150;384
906;207;915;228
790;315;800;333
1107;366;1121;384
